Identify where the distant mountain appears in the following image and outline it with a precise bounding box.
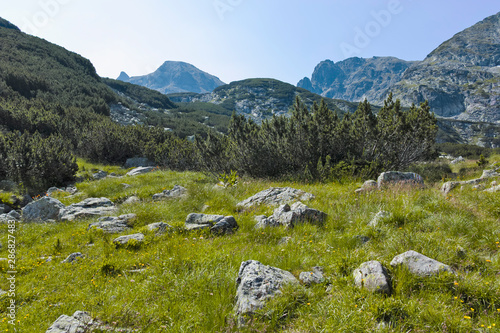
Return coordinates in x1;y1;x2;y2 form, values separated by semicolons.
118;61;225;94
168;78;364;122
387;12;500;122
298;57;415;102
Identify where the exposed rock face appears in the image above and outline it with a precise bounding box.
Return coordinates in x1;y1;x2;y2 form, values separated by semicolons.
299;267;324;286
59;198;116;221
22;197;65;222
88;214;136;234
234;260;298;319
113;233;145;246
353;261;392;295
118;61;225;94
126;167;155;176
377;172;424;188
255;202;327;229
153;185;187;200
390;250;453;277
237;187;315;209
298;57;415;102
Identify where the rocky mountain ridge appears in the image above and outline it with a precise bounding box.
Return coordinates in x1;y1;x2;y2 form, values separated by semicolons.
118;61;225;94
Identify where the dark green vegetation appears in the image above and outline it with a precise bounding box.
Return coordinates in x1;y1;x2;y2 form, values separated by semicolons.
198;95;438;180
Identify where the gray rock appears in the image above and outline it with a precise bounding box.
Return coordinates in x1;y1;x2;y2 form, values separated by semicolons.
481;169;500;179
62;252;85;264
65;186;78;195
88;214;136;234
441;181;461;195
126;167;155;176
485;185;500;193
368;211;391;227
0;203;12;214
45;311;94;333
0;180;16;191
451;156;465;164
153;185;187;200
123;196;140;205
0;210;21;222
185;213;224;231
92;170;108;180
256;202;327;229
299;267;324;286
377;172;424;188
353;261;392;295
47;187;64;196
390;250;453;277
125;157;155;168
59;198;116;221
113;233;145;246
22;197;65;222
210;216;239;235
363;180;378;189
146;222;172;234
279;236;292;245
236;187;315;209
234;260;298;319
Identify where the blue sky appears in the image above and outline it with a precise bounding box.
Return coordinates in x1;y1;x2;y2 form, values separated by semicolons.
1;1;499;85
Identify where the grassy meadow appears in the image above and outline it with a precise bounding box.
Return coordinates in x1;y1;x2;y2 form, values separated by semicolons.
1;158;499;332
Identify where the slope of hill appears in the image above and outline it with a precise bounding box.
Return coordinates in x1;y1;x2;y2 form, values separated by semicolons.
298;56;415;102
118;61;225;94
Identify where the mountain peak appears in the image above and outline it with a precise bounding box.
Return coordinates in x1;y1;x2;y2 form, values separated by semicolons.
117;71;130;82
119;61;225;94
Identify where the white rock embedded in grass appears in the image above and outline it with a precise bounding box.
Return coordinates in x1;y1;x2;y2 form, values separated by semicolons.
45;311;94;333
126;166;156;176
22;197;65;222
390;250;453;277
146;222;172;234
353;261;392;295
113;233;145;246
61;252;85;264
59;198;116;221
255;202;327;229
235;260;298;321
88;214;136;234
299;266;324;286
236;187;315;209
368;211;391;227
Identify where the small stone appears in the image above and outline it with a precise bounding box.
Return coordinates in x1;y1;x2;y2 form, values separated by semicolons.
299;266;324;285
152;185;187;200
368;211;391;227
211;216;239;235
92;170;108;180
146;222;172;234
62;252;85;264
123;196;140;205
237;187;315;209
353;261;392;295
390;250;453;277
441;181;460;194
113;233;145;246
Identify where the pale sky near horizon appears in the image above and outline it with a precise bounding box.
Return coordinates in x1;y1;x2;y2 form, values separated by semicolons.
1;1;499;85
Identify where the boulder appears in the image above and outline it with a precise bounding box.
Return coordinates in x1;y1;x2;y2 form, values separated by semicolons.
88;214;136;234
390;250;453;277
125;157;155;168
0;210;21;222
236;187;315;209
113;233;145;246
152;185;187;200
255;202;327;229
92;170;107;180
45;311;95;333
299;266;324;286
61;252;85;264
22;197;65;222
441;181;460;195
368;211;391;227
377;172;424;188
235;260;298;319
353;261;392;295
185;213;224;231
59;198;116;221
126;167;155;176
210;216;239;234
146;222;172;234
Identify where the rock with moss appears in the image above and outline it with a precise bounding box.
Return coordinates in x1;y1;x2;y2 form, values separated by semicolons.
390;250;453;277
353;261;392;295
235;260;298;322
237;187;315;209
22;197;65;222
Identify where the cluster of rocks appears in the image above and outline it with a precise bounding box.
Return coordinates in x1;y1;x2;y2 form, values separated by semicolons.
255;202;326;229
441;168;500;194
355;171;424;194
235;251;452;324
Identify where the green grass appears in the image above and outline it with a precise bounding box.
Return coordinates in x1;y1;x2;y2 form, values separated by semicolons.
1;166;499;332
